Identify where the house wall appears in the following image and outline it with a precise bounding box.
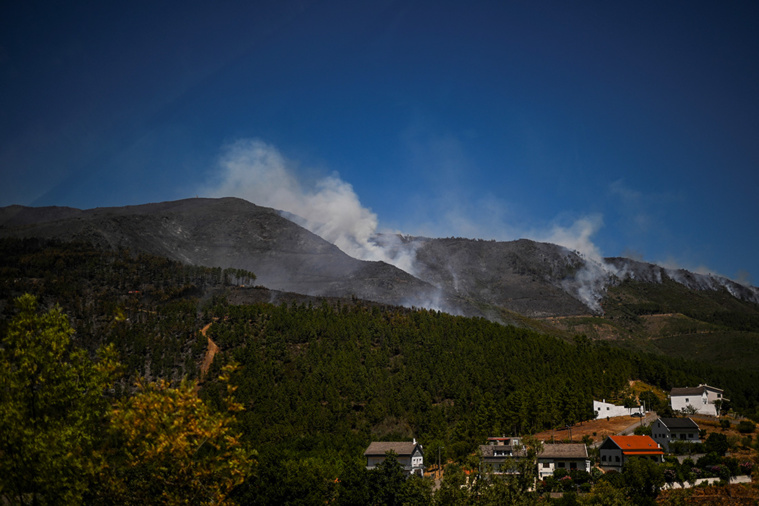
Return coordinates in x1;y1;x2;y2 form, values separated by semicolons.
593;400;643;418
670;394;718;416
411;449;423;470
651;422;700;451
366;454;412;469
538;459;591;478
599;449;624;471
704;387;723;405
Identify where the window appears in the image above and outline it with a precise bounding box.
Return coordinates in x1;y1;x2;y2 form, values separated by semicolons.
615;456;620;462
602;455;607;462
542;463;549;468
570;462;577;470
558;462;565;468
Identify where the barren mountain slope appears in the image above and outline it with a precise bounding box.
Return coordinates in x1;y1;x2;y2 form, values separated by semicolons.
0;198;446;308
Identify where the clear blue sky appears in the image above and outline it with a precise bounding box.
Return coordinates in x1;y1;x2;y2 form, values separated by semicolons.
2;1;758;284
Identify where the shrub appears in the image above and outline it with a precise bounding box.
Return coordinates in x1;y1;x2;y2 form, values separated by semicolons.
709;464;730;481
737;420;756;434
739;461;754;475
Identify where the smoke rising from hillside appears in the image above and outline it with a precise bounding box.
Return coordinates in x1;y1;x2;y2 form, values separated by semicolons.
205;138;605;256
201;138;631;311
203;139;417;271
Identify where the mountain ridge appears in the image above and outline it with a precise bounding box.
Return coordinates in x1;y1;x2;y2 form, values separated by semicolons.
2;197;758;321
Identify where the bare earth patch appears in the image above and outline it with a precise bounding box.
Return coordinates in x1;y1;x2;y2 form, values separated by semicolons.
200;323;219;380
532;414;653;445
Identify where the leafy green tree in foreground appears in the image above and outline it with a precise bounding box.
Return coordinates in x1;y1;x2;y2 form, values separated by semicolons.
622;457;665;505
0;294;119;505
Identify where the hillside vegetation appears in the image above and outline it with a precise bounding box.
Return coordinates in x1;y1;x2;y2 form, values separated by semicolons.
2;237;759;504
542;277;759;369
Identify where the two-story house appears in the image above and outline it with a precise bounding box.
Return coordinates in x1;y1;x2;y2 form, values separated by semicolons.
479;437;527;474
651;417;700;451
599;435;664;471
537;443;591;479
670;384;724;416
364;440;425;476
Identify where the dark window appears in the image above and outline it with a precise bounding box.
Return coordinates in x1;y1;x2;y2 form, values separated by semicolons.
570;462;577;470
602;455;607;462
558;462;565;468
615;456;620;462
542;463;549;468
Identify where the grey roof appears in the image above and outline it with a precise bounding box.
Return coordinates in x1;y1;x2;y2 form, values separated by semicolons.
670;384;722;396
364;442;421;457
539;443;588;460
479;445;527;459
658;417;699;430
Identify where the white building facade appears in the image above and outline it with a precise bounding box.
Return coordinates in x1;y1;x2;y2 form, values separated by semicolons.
593;399;644;419
670;384;724;417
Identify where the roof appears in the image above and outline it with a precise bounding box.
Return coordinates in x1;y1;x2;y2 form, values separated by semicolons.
364;442;421;457
539;443;588;460
658;417;699;430
670;384;723;396
607;436;663;455
487;437;519;443
479;445;527;459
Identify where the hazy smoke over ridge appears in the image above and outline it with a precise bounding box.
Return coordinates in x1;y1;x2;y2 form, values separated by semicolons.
204;139;417;271
202;138;660;312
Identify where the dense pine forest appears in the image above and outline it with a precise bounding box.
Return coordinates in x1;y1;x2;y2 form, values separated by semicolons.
2;237;758;504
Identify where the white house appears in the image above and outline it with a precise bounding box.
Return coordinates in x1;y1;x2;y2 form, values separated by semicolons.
670;384;724;417
651;417;700;451
364;440;425;476
593;399;644;419
537;444;591;479
599;435;664;472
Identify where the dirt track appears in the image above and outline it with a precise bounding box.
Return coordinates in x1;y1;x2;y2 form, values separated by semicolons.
199;323;219;380
533;412;658;444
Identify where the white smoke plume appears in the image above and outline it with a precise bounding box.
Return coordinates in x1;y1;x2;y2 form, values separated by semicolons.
203;138;415;270
205;138;759;313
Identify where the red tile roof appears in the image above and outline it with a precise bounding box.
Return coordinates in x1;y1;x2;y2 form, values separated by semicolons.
608;435;663;455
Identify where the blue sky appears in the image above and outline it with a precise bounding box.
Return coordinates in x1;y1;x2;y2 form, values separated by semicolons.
2;1;758;284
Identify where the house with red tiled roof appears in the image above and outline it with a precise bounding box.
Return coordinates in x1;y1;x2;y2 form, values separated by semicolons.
364;440;425;476
599;435;664;471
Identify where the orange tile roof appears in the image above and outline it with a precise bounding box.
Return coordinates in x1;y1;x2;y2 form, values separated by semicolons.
608;435;663;455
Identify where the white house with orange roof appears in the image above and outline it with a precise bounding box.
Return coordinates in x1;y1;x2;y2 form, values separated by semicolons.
599;435;664;471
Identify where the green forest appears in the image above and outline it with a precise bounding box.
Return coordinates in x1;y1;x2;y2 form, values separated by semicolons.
2;238;758;504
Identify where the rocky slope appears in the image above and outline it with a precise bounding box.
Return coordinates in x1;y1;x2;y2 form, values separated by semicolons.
0;198;448;310
3;197;758;323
